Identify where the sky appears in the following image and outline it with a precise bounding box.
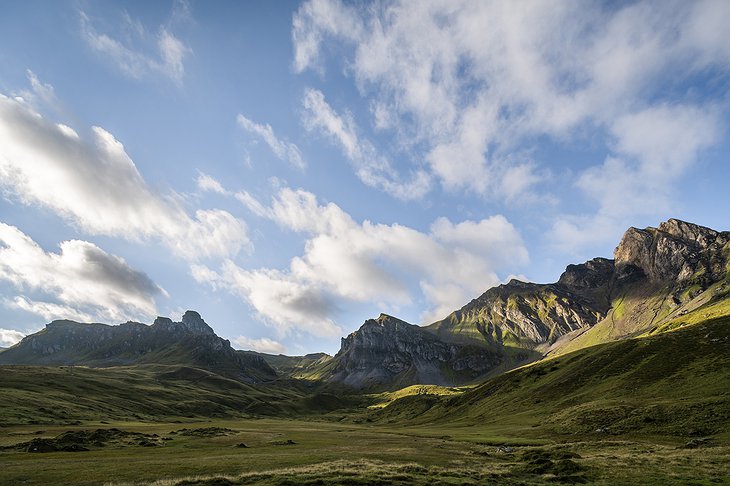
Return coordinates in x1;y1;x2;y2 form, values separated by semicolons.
0;0;729;355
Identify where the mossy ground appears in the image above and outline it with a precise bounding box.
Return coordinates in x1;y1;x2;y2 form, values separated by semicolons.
0;418;728;485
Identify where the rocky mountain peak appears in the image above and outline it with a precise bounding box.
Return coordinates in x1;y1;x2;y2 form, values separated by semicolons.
614;219;729;283
558;257;615;291
151;311;215;335
658;219;720;247
332;313;503;389
374;313;405;326
181;310;215;335
153;316;174;327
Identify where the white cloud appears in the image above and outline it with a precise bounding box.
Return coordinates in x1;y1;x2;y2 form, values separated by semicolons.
17;70;62;114
292;0;729;209
235;191;270;218
193;262;342;339
609;104;719;179
302;88;432;200
233;336;286;354
0;328;26;347
196;172;229;195
9;297;96;323
292;0;362;73
80;9;191;85
237;114;305;169
0;223;164;322
0;95;249;261
197;187;528;335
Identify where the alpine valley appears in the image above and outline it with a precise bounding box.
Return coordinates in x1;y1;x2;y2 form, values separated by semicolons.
1;219;729;485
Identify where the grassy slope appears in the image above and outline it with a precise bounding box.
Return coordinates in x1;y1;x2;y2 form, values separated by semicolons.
374;314;730;439
0;364;353;426
554;271;730;356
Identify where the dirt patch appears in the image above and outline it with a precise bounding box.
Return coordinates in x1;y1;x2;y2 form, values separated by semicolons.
13;428;162;453
175;427;238;437
511;448;588;483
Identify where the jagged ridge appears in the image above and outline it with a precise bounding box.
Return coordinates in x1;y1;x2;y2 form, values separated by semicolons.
0;310;276;383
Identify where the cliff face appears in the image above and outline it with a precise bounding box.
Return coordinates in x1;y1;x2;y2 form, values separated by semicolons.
614;219;729;286
0;310;276;383
327;219;730;388
430;277;608;348
328;314;510;389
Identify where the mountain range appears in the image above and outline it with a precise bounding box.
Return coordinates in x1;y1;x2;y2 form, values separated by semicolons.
0;310;276;383
2;219;729;392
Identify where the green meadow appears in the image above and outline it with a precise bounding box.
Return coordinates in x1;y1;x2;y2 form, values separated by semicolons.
1;316;728;485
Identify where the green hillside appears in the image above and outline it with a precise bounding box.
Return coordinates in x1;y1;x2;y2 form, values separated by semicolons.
0;364;357;426
373;314;730;439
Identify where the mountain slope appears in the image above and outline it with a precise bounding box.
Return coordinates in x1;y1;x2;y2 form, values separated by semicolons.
430;219;729;355
0;311;276;383
373;311;730;438
0;363;343;426
314;314;538;390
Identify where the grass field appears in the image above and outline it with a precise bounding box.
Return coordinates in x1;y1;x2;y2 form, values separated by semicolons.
0;418;728;485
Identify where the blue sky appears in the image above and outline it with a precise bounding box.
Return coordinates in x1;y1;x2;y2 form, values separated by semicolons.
1;0;729;355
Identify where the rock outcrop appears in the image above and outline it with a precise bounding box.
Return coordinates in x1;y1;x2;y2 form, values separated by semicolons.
614;219;729;285
430;279;608;348
0;311;276;383
328;314;507;389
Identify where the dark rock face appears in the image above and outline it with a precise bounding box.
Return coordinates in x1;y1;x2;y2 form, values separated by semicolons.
328;314;505;389
0;311;276;383
558;258;615;291
181;310;215;335
614;219;729;285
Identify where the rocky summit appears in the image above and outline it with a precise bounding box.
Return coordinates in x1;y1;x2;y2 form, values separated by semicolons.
0;311;276;383
324;313;510;389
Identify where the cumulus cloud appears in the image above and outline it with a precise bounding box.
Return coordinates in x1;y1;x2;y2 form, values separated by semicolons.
0;328;26;347
0;223;164;322
233;336;286;354
302;88;432;200
237;114;305;170
292;0;730;222
195;187;528;335
80;8;190;85
0;95;249;260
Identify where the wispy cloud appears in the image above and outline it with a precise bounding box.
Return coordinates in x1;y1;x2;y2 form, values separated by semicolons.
80;6;191;86
302;88;431;200
237;114;305;169
292;0;730;238
196;171;230;195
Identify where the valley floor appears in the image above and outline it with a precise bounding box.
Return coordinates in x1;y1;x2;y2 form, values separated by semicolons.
1;417;728;485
